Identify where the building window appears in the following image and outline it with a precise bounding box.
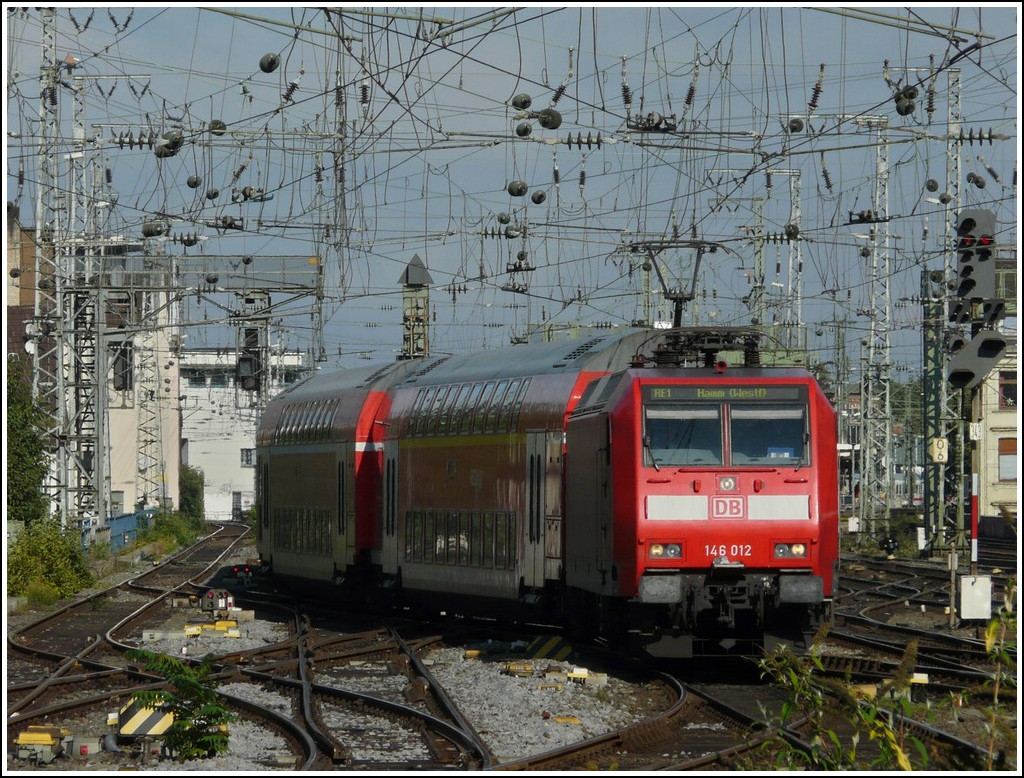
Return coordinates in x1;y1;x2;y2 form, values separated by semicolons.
110;491;124;517
998;439;1016;481
240;448;255;467
998;371;1016;409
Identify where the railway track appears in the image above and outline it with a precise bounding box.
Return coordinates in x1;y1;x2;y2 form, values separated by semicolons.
6;528;1016;771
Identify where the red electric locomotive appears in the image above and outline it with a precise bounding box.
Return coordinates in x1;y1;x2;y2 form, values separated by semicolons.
255;327;839;659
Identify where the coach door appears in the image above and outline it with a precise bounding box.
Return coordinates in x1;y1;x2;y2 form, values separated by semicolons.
525;432;562;590
381;439;400;576
334;445;353;578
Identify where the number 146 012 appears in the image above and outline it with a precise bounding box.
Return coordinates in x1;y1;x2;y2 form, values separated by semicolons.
705;544;752;557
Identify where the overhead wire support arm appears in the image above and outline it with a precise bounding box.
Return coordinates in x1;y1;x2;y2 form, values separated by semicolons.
807;7;992;42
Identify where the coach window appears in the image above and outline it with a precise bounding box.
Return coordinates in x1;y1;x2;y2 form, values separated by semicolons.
482;513;495;568
411;387;434;436
441;384;470;435
421;511;434;563
427;386;451;435
498;379;523;432
311;401;324;440
449;384;474;435
473;382;498;433
643;406;722;466
469;511;482;566
434;512;450;564
435;386;457;435
508;378;530;430
484;380;511;433
730;405;807;465
313;401;328;440
410;512;423;561
309;402;322;440
458;512;471;565
280;406;296;443
494;513;508;568
506;513;517;567
459;383;486;433
324;399;339;439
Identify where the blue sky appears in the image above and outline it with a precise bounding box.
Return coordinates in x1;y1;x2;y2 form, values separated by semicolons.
4;5;1020;373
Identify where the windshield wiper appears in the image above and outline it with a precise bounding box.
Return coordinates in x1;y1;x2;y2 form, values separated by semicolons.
642;436;661;471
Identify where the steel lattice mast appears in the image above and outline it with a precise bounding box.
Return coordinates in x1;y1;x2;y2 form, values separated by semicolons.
857;117;893;541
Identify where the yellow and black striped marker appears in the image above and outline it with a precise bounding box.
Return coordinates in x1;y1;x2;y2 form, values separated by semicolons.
118;698;173;736
526;635;573;661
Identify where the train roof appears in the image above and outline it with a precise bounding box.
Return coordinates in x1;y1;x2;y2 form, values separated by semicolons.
272;326;820;402
273;358;425;401
393;328;655;388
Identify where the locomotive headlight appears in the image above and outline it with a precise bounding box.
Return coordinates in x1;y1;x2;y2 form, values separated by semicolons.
649;543;682;559
718;476;737;492
774;542;808;558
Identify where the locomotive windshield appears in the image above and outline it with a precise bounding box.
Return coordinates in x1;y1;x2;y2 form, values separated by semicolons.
729;405;807;465
644;407;723;466
642;385;809;468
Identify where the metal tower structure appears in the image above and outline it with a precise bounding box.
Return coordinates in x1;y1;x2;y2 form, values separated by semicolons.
30;11;111;527
399;254;433;358
133;268;163;510
856;116;893;541
30;8;64;517
765;169;804;352
26;10;326;526
705;167;804;359
923;68;968;554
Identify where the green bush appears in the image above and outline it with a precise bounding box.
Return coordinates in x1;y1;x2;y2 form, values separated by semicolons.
139;511;207;549
6;355;52;527
23;579;60;608
179;464;205;521
6;518;94;598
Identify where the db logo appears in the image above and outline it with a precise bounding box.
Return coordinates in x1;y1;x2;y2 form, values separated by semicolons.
712;496;745;518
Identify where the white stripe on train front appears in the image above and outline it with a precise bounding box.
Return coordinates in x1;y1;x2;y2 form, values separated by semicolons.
747;494;809;519
355;442;383;452
646;495;707;520
645;494;810;520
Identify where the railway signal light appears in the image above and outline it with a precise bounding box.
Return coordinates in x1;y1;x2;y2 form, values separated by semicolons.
947;209;1005;389
954;209;996;300
947;329;1007;389
236;354;259;392
947;299;972;325
979;299;1006;329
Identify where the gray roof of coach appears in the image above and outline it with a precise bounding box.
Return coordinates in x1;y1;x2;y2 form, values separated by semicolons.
278;357;428;400
393;328;654;388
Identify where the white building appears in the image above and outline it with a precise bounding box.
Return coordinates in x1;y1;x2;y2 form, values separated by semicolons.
976;347;1018;536
179;349;310;521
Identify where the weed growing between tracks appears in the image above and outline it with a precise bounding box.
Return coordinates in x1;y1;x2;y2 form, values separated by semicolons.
751;633;927;770
749;596;1018;773
982;576;1017;771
